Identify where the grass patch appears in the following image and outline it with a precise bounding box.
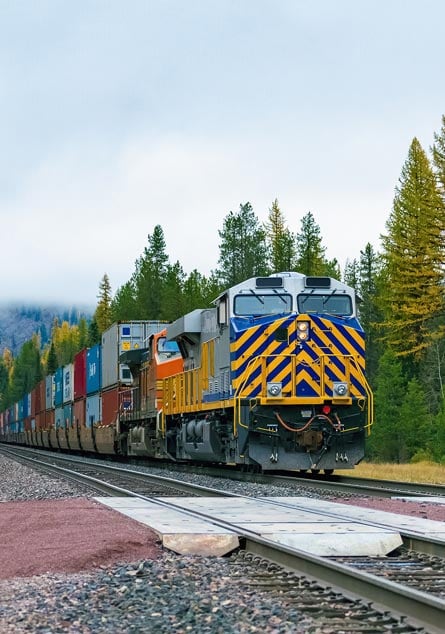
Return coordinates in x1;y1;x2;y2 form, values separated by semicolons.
336;461;445;484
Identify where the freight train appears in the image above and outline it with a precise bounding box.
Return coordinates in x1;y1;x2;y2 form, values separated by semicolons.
0;272;373;473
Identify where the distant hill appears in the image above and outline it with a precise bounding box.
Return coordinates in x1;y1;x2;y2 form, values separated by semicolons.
0;304;93;356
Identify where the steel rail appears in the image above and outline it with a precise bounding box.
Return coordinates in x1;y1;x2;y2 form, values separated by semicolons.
2;445;445;632
3;445;445;558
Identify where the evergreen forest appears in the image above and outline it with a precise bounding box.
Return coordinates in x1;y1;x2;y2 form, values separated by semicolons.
2;116;445;464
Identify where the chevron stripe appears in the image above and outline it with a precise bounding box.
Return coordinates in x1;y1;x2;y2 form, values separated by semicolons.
230;314;368;398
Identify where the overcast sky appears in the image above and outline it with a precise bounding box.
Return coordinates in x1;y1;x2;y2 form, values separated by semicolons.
1;1;444;306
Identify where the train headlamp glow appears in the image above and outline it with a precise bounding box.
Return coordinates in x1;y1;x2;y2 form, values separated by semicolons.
267;382;282;397
297;320;310;341
333;382;348;397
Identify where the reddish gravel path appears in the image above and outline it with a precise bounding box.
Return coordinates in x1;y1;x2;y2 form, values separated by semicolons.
331;496;445;522
0;497;162;580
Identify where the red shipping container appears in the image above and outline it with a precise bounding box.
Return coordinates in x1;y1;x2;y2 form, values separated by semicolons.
101;386;122;427
24;416;32;432
36;413;42;430
73;398;86;427
35;380;46;414
74;349;87;400
45;409;55;431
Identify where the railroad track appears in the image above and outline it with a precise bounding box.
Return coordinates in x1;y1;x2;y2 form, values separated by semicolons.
2;444;445;632
3;442;444;499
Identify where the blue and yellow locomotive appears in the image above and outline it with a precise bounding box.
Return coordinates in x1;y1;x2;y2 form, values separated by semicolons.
157;271;373;473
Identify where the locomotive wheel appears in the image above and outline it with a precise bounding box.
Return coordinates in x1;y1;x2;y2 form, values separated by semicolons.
324;468;334;476
311;469;320;475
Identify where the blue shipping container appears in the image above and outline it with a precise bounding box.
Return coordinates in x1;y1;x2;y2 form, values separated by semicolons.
86;394;101;428
18;398;24;420
63;404;72;428
87;345;102;395
55;406;64;429
54;368;63;407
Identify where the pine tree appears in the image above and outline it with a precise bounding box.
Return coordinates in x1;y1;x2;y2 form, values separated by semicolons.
379;138;445;366
343;258;359;289
264;199;295;273
87;318;101;347
9;336;42;402
294;211;327;275
94;274;113;334
398;378;431;462
358;243;384;383
132;225;169;319
217;202;269;287
111;281;138;321
77;317;89;351
160;261;186;321
367;350;406;462
46;342;58;375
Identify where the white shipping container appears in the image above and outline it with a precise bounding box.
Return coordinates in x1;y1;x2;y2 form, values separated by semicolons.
63;363;74;404
101;321;165;389
45;375;55;410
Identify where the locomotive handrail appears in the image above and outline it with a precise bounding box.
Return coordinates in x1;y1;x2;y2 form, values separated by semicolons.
233;353;374;436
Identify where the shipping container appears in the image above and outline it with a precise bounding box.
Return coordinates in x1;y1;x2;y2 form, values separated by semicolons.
86;393;101;428
55;406;64;429
74;349;87;400
102;385;127;426
36;380;45;414
63;403;72;428
63;363;74;404
73;398;86;427
101;321;165;389
19;395;27;420
54;368;63;407
46;375;55;410
86;344;102;394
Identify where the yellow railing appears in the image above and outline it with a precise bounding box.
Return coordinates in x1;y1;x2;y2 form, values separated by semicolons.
232;353;374;436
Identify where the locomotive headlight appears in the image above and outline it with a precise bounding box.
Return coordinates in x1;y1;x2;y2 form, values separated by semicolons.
333;382;349;397
297;320;310;341
267;382;282;397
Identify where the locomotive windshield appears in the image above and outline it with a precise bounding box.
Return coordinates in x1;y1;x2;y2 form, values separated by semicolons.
234;293;292;316
297;293;352;316
157;337;181;358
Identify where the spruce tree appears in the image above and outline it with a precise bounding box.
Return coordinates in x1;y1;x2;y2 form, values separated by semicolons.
379;138;445;367
367;350;406;462
295;211;329;276
358;243;384;384
343;258;359;289
132;225;169;319
87;318;101;347
264;198;296;273
46;342;58;375
94;274;113;334
111;281;138;321
217;202;269;287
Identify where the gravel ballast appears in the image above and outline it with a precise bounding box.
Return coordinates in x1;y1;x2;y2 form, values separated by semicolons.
0;450;440;633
